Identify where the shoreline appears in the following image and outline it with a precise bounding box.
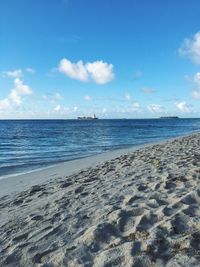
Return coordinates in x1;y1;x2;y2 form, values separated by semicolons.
0;141;154;198
0;132;200;266
0;131;198;198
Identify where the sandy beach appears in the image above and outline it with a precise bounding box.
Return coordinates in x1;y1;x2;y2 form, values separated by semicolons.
0;133;200;266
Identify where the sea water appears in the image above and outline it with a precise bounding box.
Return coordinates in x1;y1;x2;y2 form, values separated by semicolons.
0;118;200;177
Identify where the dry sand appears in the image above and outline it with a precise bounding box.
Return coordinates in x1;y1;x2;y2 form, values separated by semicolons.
0;133;200;266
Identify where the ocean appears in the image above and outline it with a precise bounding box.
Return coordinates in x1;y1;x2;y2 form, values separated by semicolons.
0;118;200;177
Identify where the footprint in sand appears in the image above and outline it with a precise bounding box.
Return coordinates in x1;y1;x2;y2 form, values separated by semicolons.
136;212;158;232
12;232;29;242
30;214;44;221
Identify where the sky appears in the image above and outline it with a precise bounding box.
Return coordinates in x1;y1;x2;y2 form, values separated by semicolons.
0;0;200;119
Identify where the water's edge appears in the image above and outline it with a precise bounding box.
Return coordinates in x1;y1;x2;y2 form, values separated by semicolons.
0;119;200;178
1;130;199;181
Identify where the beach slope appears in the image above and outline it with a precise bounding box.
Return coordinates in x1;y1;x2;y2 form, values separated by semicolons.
0;133;200;266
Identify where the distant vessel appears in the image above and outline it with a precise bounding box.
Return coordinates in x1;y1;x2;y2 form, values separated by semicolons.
160;116;179;119
77;114;98;120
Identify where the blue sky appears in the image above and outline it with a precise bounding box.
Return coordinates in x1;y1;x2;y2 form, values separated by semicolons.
1;0;200;119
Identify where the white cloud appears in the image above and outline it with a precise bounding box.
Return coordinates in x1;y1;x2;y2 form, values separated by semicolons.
73;106;78;112
84;95;92;101
147;104;164;113
175;101;190;113
58;58;114;84
59;58;88;82
26;68;35;73
86;61;114;84
14;78;32;95
179;31;200;64
9;89;22;106
3;69;22;78
0;78;32;111
9;78;32;107
2;68;35;79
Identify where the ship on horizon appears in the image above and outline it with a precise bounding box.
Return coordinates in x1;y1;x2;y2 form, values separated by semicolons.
77;114;98;120
160;116;179;119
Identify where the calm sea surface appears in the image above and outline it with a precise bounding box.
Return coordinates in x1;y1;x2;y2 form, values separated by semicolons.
0;119;200;177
